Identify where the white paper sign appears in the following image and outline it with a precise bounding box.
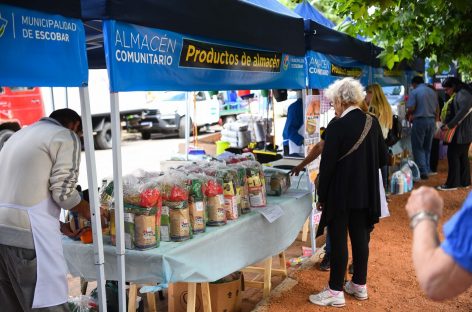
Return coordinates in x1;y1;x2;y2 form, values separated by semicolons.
255;204;285;223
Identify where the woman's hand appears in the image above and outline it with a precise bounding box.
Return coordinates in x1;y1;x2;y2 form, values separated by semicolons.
441;124;449;131
289;164;304;176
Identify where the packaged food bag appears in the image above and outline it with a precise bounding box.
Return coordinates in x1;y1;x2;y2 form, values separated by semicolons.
263;168;291;196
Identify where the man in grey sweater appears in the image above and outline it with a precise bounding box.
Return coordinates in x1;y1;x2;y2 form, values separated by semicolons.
0;109;91;312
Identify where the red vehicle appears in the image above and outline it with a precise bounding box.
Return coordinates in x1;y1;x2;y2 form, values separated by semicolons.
0;87;45;149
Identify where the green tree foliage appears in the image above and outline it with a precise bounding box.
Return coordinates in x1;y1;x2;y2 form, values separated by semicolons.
280;0;472;77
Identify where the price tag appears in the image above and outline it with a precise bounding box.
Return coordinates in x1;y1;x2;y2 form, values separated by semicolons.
256;204;284;223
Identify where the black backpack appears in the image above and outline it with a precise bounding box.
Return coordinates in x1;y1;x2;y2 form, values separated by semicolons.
385;114;402;146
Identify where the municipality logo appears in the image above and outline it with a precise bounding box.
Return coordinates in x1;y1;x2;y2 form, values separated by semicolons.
0;13;8;38
283;55;290;70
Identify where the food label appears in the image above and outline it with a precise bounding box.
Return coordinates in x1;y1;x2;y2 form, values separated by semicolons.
170;208;190;239
160;225;170;242
218;194;225;206
124;233;133;249
195;201;204;212
162;206;170;216
224;196;239;220
124;213;134;223
249;186;265;207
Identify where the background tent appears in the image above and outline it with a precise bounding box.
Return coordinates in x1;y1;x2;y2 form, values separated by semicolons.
294;0;335;29
81;0;305;68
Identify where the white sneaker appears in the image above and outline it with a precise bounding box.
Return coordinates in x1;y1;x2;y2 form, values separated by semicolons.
309;286;345;307
344;280;368;300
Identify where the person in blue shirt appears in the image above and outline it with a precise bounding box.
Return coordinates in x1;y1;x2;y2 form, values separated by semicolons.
406;76;439;180
282;91;304;157
406;186;472;300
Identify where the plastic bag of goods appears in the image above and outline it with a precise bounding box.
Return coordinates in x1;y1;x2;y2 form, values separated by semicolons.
263;168;291;196
242;161;267;207
68;295;98;312
159;174;191;242
217;168;240;220
229;164;251;214
204;176;227;226
400;164;414;192
185;174;207;234
108;174;162;250
390;170;408;194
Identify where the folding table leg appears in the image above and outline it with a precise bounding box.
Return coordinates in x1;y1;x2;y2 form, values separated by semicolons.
201;282;212;312
278;252;287;277
128;284;137;312
146;291;157;312
187;282;197;312
302;218;309;242
263;257;272;299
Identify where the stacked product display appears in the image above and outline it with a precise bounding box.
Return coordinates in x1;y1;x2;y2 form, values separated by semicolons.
79;154;291;251
220;114;273;148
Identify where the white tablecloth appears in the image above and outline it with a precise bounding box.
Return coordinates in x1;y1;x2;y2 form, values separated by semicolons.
63;189;312;284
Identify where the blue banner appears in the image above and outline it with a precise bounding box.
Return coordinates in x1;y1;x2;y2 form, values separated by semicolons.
306;51;370;89
372;67;407;87
0;4;88;87
103;20;305;92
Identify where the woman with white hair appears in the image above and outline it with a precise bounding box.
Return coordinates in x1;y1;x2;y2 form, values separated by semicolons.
309;78;387;307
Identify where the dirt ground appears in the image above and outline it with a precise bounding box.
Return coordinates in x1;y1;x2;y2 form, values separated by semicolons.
69;159;472;311
263;159;472;312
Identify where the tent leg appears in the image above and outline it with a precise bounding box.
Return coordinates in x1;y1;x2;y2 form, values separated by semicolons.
110;92;127;311
79;87;107;311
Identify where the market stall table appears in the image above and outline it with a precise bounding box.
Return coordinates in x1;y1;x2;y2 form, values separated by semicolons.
63;189;311;285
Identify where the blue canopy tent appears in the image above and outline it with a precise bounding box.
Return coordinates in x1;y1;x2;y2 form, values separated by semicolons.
81;1;307;310
0;2;108;311
294;0;335;29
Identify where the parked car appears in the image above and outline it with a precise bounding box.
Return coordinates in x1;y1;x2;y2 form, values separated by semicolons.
139;91;220;139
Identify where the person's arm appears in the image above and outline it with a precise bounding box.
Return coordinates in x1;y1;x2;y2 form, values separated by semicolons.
290;140;325;176
406;187;472;300
405;89;417;122
48;129;83;211
445;90;472;129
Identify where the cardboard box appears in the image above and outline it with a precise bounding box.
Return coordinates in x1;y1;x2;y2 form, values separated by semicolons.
168;279;241;312
178;133;221;157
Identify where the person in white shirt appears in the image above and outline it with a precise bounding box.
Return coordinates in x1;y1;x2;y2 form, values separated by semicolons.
0;109;92;312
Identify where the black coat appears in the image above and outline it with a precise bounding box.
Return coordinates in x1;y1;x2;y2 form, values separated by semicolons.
316;109;387;237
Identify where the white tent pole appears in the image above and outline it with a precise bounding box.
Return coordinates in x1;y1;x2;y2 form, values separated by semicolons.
110;92;127;311
185;92;190;160
79;86;107;312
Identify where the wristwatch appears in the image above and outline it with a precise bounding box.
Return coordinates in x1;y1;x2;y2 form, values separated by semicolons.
409;211;439;229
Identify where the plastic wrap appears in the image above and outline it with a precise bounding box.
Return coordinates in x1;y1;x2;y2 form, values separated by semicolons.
242;161;267;207
217;168;240;220
204;176;227;226
185;175;207;234
263;168;291;196
67;295;97;312
158;174;191;242
107;172;162;250
229;164;250;214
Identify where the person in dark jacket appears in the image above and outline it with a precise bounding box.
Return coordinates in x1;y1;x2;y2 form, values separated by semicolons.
309;78;387;307
437;77;472;190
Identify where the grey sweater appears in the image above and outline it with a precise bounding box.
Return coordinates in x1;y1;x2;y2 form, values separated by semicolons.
0;118;81;248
